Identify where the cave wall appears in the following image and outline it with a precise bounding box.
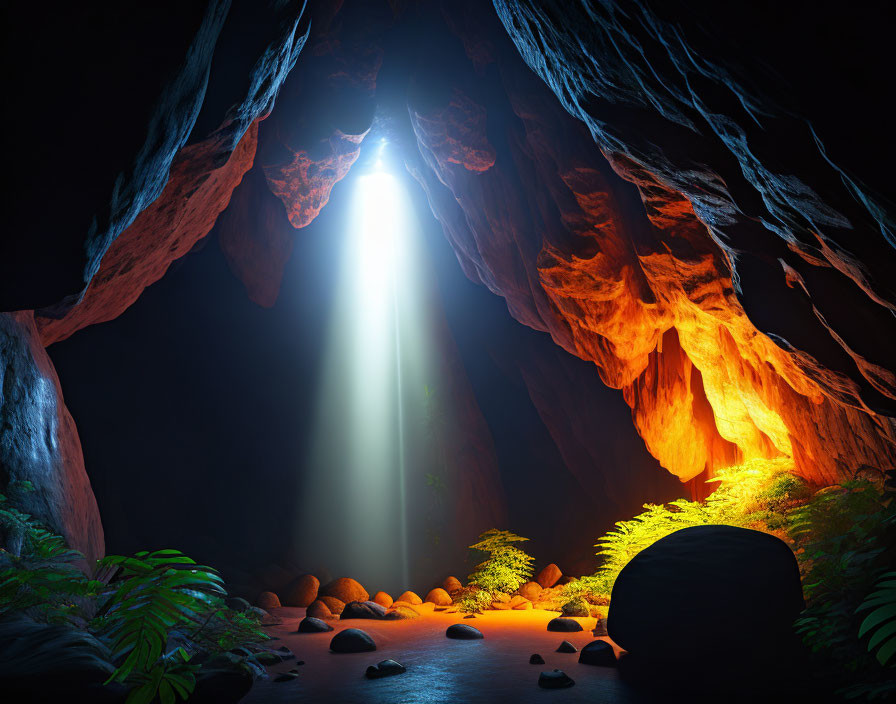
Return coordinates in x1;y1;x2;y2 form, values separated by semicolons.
405;0;895;485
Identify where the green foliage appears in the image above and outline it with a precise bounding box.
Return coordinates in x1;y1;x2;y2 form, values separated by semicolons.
560;575;610;604
457;586;493;615
560;597;590;617
467;529;534;596
0;493;267;704
96;550;225;688
857;571;896;668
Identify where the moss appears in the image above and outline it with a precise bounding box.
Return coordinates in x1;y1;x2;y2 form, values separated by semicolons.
560;597;590;617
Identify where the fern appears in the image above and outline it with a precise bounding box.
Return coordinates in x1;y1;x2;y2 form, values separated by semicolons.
858;571;896;667
467;529;534;596
96;550;225;688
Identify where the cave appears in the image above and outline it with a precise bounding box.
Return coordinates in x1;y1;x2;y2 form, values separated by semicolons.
1;2;894;703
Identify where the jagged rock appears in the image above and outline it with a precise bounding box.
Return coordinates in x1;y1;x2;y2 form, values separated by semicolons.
365;659;407;679
556;640;577;653
283;575;319;608
579;640;616;667
535;565;562;589
538;669;574;689
424;588;453;606
330;628;376;653
446;624;483;640
297;617;333;633
320;578;369;604
547;618;583;632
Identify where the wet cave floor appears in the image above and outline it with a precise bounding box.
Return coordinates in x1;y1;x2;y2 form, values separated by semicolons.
245;606;641;704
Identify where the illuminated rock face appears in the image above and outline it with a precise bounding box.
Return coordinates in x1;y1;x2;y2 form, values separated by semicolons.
410;0;896;485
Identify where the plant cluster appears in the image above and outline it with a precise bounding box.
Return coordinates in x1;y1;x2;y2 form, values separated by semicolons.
465;529;534;604
0;491;267;704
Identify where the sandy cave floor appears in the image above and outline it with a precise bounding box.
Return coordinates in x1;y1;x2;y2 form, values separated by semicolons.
243;605;651;704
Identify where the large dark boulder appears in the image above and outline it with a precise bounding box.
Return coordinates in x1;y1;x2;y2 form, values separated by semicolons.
608;525;804;667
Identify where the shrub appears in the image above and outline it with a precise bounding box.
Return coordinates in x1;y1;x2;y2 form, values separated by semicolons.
467;529;534;596
456;587;493;615
560;597;590;617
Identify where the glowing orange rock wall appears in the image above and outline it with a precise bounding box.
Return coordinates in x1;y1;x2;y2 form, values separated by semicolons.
409;2;896;487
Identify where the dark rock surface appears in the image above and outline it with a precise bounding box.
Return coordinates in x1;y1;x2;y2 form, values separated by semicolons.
341;600;387;620
330;628;376;654
578;640;616;667
546;618;583;633
365;659;407;679
529;653;544;664
537;669;574;689
297;617;333;634
556;640;577;653
446;624;484;640
607;525;804;666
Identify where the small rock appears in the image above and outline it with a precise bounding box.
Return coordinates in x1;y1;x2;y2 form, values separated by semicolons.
384;605;419;620
306;600;333;620
561;598;590;617
508;595;529;609
424;588;452;606
556;640;577;653
578;640;616;666
514;600;533;610
490;601;511;610
274;672;298;683
294;661;305;667
276;646;293;657
535;564;562;589
225;597;251;612
443;576;463;593
283;574;320;608
365;659;407;679
255;652;281;666
463;614;477;619
397;590;423;605
373;591;393;608
320;577;369;604
330;628;376;653
517;581;543;600
319;596;345;616
341;600;387;620
434;606;448;612
547;618;583;632
593;618;608;637
529;653;545;664
446;624;483;640
538;669;574;689
297;616;333;633
256;591;281;610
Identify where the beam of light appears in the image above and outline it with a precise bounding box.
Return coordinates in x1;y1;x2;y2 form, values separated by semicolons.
298;148;433;593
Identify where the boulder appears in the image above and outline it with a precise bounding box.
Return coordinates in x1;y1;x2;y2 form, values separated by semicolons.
529;653;545;664
318;596;345;616
255;591;281;610
443;576;463;593
560;598;590;617
556;640;577;653
341;601;387;620
373;591;393;608
490;600;511;610
384;605;419;620
366;659;407;679
397;590;422;605
513;599;533;610
283;575;319;608
225;597;251;612
547;618;583;632
446;624;483;640
321;578;369;604
508;595;529;609
607;525;804;666
297;616;333;633
424;588;452;606
535;564;562;589
517;581;542;600
579;640;616;667
305;600;332;620
538;670;575;689
330;628;376;654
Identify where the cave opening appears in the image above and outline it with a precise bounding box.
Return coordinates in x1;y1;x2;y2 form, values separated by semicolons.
1;1;894;703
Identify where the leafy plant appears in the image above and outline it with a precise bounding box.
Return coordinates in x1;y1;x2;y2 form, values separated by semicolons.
456;586;493;615
857;571;896;668
467;529;534;596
